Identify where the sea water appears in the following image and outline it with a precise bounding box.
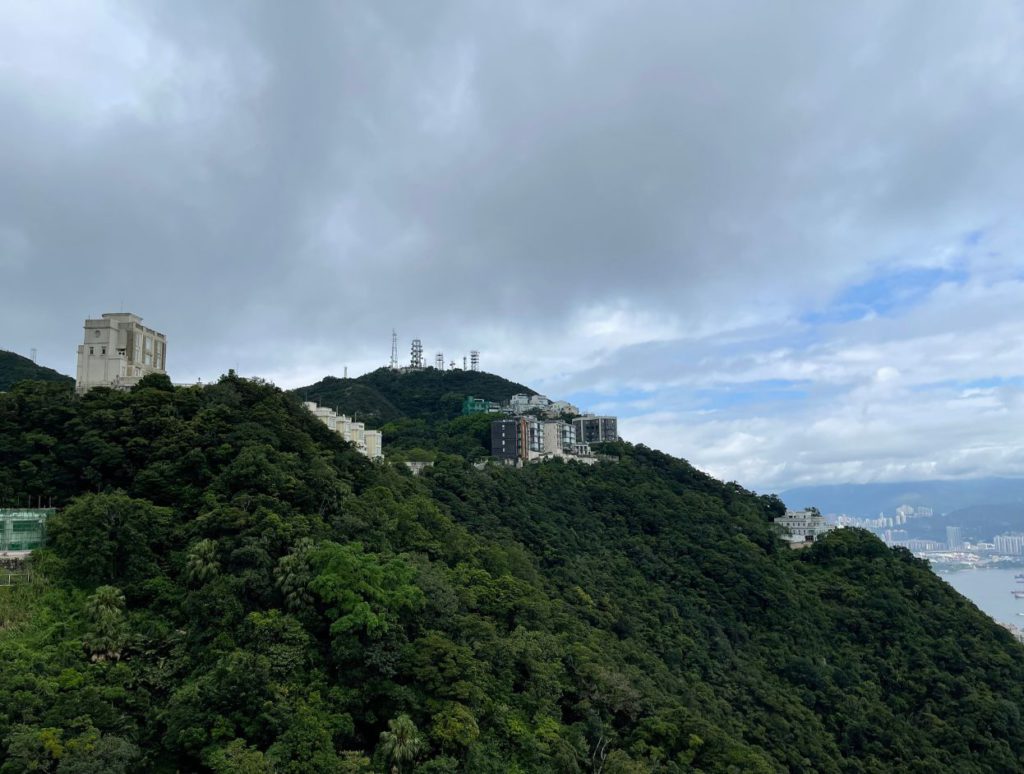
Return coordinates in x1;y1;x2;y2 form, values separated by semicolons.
936;566;1024;627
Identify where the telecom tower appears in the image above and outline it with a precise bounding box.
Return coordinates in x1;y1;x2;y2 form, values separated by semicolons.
411;339;424;368
389;330;399;370
434;353;444;370
470;350;480;372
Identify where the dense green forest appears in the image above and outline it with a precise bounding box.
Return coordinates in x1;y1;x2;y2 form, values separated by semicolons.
1;373;1024;772
0;351;73;392
295;368;536;461
295;368;535;426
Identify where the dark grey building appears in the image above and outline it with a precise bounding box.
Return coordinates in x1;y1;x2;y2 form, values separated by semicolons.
491;417;542;463
572;415;618;444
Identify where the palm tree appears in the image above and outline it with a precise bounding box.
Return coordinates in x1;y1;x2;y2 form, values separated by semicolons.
84;585;127;661
274;539;314;612
185;539;220;586
378;714;425;773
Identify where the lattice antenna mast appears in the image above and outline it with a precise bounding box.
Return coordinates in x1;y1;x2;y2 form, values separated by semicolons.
411;338;423;368
389;329;399;370
435;353;444;370
470;350;480;372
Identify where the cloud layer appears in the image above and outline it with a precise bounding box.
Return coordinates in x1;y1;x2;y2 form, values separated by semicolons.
2;1;1023;489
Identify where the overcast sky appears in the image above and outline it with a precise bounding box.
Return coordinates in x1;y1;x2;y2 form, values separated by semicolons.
2;1;1024;491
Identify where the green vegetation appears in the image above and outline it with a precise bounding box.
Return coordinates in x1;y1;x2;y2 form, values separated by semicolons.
294;368;534;461
295;367;533;426
0;351;73;392
1;373;1023;771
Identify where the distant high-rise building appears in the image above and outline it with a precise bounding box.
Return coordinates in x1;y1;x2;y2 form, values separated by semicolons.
946;526;963;550
994;534;1024;555
75;312;167;393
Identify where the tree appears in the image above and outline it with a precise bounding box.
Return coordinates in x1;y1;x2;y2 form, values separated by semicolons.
185;539;220;586
274;539;315;614
83;586;127;662
47;492;172;587
377;715;425;774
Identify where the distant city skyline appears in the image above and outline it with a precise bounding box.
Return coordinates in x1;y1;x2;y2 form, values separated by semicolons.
3;2;1024;491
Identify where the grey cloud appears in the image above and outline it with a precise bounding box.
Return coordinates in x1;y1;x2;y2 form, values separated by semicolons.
2;1;1024;487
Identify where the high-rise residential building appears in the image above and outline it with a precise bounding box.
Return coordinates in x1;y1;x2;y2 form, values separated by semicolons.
75;312;167;393
994;534;1024;555
491;417;541;463
572;415;618;444
946;526;963;550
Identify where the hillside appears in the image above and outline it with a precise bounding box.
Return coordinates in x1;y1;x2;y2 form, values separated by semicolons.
294;367;536;426
1;375;1024;771
0;349;73;391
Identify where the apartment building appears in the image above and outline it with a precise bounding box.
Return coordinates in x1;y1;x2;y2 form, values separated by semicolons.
573;415;618;444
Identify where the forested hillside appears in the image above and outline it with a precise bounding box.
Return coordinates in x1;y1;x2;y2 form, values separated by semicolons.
0;350;73;392
294;368;535;426
295;368;536;462
1;375;1023;772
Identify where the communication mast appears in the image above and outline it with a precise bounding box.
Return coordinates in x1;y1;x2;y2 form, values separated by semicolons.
389;330;399;370
410;338;423;368
30;348;37;363
434;353;444;370
463;356;467;370
470;350;480;372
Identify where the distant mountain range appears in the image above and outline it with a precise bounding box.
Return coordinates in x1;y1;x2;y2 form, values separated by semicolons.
0;350;73;391
780;477;1024;519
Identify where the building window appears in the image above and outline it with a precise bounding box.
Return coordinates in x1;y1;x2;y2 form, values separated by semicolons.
101;347;106;355
89;347;94;355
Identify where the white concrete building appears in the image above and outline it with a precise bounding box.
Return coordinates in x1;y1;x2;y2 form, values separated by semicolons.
542;420;576;456
363;430;383;460
75;313;167;393
508;394;533;414
548;400;580;416
774;509;834;547
303;401;383;460
305;402;338;431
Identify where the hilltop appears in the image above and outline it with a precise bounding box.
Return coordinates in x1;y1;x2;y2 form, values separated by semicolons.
294;367;536;425
1;375;1023;771
0;349;73;391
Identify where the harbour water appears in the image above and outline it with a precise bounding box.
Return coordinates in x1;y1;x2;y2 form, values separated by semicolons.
937;567;1024;627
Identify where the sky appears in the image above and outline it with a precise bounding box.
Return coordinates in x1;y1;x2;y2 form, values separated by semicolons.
2;1;1024;492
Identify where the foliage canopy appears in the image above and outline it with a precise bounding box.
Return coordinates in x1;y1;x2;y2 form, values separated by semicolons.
0;374;1022;772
